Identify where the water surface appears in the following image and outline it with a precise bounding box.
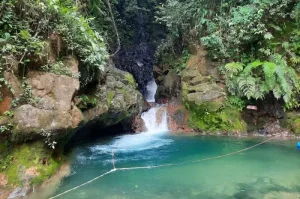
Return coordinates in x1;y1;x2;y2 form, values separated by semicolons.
49;133;300;199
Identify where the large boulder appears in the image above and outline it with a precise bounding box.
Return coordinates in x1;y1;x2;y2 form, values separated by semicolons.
68;66;146;143
83;66;145;127
181;66;225;112
155;69;181;103
27;72;79;110
2;58;145;194
12;59;83;141
181;51;246;133
13;105;75;140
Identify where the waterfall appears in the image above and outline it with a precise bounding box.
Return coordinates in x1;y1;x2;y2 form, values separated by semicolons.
87;81;170;154
142;79;169;133
145;79;157;103
141;107;168;133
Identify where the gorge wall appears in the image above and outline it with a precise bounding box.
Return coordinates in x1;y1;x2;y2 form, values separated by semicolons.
112;0;166;95
155;45;297;136
0;34;146;198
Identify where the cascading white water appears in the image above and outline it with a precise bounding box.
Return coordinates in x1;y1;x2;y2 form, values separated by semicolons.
142;79;169;133
145;79;157;103
141;107;168;133
86;79;170;154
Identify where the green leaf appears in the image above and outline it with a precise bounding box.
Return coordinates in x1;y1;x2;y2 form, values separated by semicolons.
225;62;243;76
251;60;263;67
20;30;31;40
4;33;10;39
264;32;274;40
269;24;282;31
262;62;276;77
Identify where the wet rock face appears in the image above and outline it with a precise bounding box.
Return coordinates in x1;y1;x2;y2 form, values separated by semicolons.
155;69;181;103
131;115;146;133
113;43;154;95
242;96;286;134
112;0;166;95
84;66;145;125
179;47;247;133
167;105;191;132
181;66;225;109
69;66;147;142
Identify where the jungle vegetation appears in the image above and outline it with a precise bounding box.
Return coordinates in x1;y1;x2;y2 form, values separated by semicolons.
157;0;300;109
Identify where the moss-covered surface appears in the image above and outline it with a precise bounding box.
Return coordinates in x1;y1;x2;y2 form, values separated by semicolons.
0;141;63;187
282;111;300;134
107;91;116;106
77;95;98;110
0;140;6;152
124;73;136;87
185;101;247;133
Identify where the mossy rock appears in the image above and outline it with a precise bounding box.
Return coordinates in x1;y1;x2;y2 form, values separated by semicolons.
282;111;300;134
107;91;116;106
0;141;62;187
124;73;136;87
186;101;247;133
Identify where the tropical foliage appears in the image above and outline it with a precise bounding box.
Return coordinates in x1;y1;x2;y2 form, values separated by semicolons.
157;0;300;108
0;0;108;87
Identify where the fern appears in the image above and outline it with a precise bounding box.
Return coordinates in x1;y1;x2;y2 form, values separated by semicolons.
272;85;283;99
225;62;243;77
262;61;276;89
253;85;266;100
226;78;238;96
237;75;256;99
243;60;263;75
224;54;300;104
262;62;276;77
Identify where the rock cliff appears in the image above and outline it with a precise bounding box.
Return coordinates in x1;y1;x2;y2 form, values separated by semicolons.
0;54;145;197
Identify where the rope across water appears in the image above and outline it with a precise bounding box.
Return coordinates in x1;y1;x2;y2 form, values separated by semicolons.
49;135;278;199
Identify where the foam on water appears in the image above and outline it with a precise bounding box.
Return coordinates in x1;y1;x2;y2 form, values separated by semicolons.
88;132;172;154
85;78;170;156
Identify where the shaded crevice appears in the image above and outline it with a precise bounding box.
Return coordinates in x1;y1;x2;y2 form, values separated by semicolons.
65;122;129;150
112;0;166;96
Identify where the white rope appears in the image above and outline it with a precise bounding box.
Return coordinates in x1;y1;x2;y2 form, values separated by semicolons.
49;136;278;199
49;169;116;199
